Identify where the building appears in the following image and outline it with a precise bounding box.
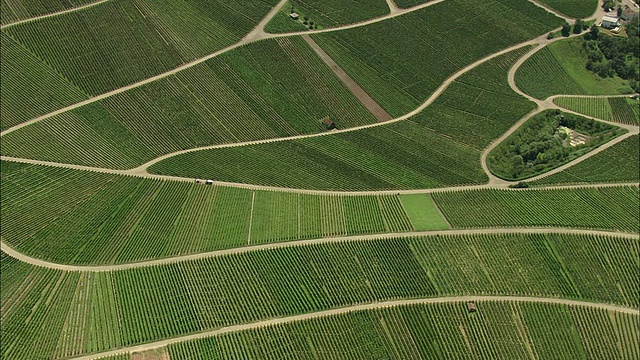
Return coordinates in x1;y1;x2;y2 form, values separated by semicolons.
602;15;621;29
467;302;477;313
290;12;299;20
621;8;639;22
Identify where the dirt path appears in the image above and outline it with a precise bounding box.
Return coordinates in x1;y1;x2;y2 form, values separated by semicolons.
385;0;401;14
2;228;636;272
301;35;392;122
66;295;638;360
0;0;110;29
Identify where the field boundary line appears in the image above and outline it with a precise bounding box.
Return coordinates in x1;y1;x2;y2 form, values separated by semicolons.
247;191;256;245
67;296;639;359
428;194;452;229
1;0;110;29
2;228;637;272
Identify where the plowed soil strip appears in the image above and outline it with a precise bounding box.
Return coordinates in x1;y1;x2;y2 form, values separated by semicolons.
302;35;393;122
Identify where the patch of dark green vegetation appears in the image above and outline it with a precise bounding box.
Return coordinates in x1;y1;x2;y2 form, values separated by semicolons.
488;110;625;180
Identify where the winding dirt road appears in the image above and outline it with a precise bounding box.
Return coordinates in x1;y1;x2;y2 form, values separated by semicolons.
2;228;636;272
67;295;638;360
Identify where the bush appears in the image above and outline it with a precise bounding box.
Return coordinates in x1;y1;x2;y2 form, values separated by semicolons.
561;22;571;37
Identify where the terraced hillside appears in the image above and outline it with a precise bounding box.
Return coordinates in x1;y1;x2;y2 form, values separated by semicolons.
1;0;638;359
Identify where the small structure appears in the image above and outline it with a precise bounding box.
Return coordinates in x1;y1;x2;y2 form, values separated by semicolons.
290;12;299;20
467;302;477;313
323;117;336;130
205;179;214;185
195;179;203;184
602;15;621;29
621;8;639;22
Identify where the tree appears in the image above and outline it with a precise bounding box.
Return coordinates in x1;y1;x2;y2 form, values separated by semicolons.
617;6;623;17
573;19;583;34
603;1;615;11
561;22;571;37
589;24;599;40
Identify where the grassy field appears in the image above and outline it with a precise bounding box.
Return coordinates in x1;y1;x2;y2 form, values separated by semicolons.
433;186;639;232
265;0;389;33
2;0;278;96
1;37;378;168
0;32;88;131
149;48;535;189
0;0;95;24
554;96;639;124
1;161;449;265
516;38;634;99
167;302;639;359
2;232;637;359
311;0;561;117
535;0;599;18
530;135;639;186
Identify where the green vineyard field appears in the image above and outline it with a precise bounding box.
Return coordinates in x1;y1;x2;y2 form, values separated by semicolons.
515;38;633;100
1;161;448;265
1;37;377;168
1;0;278;124
311;0;560;117
0;0;95;24
394;0;434;8
535;0;599;18
554;96;640;124
2;232;637;359
149;47;535;189
530;135;639;186
265;0;390;33
433;186;639;232
168;302;639;359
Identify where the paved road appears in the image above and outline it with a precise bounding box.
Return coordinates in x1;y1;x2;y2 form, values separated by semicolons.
67;295;639;360
2;228;636;272
0;0;110;29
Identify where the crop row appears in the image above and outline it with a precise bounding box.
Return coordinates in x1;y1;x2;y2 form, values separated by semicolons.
168;301;637;359
531;135;639;186
150;47;536;189
2;232;637;359
1;36;377;169
312;0;560;117
535;0;599;18
0;0;96;24
554;96;640;125
1;161;448;265
433;186;639;233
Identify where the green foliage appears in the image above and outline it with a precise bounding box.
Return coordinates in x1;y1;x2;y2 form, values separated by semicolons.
534;0;599;18
0;162;448;265
0;33;88;131
1;38;377;168
555;96;639;124
562;22;571;37
265;0;389;33
0;0;95;24
583;32;640;89
516;37;634;99
573;19;584;34
394;0;434;8
487;110;625;180
2;233;638;358
168;302;638;359
530;135;639;185
433;186;639;232
311;0;561;117
3;0;278;96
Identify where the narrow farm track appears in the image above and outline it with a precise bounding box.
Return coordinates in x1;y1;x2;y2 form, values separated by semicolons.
385;0;401;14
2;228;636;271
67;296;639;360
0;0;447;137
0;0;110;29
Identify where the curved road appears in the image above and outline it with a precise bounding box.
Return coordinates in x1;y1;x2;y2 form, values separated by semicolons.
2;228;636;272
68;295;638;360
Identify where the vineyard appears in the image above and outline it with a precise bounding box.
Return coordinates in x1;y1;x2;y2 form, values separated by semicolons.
1;0;278;105
2;232;637;359
1;37;378;169
535;0;599;18
554;96;640;124
310;0;561;117
149;48;535;189
0;0;95;24
530;135;639;185
0;32;88;131
265;0;390;33
167;301;639;359
394;0;435;8
433;186;640;232
1;161;449;265
515;37;633;100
